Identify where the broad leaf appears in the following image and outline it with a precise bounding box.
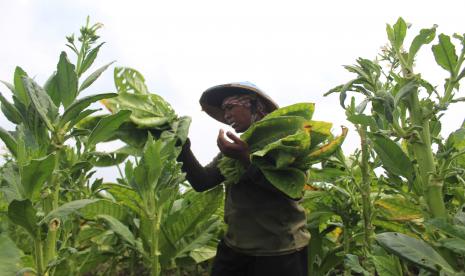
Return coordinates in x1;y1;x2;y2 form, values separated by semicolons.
439;238;465;255
8;199;38;236
387;17;407;50
427;218;465;240
22;76;58;130
0;233;24;275
347;114;377;130
114;67;149;94
97;214;138;248
20;153;55;200
60;93;117;128
13;67;29;106
101;183;142;214
40;199;99;224
44;72;60;106
372;250;403;276
159;187;223;261
261;166;306;198
376;232;455;273
78;42;104;77
432;34;458;75
80;200;129;222
369;133;414;181
0;127;17;157
394;80;417;106
87;110;131;147
0;92;22;124
408;27;437;66
56;51;78;108
79;61;115;92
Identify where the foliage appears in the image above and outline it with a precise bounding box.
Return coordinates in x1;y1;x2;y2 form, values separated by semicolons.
218;103;347;198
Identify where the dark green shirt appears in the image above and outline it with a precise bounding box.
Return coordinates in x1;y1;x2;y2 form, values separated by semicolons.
179;146;310;256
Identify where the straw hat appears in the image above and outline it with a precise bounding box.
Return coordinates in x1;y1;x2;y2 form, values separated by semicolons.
199;82;279;124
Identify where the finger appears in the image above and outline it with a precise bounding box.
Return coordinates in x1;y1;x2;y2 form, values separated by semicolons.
226;131;245;145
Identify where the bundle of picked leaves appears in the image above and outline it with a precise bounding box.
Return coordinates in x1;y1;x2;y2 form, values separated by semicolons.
218;103;347;198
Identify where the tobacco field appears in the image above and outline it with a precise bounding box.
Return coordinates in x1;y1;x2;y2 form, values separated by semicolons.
1;17;465;276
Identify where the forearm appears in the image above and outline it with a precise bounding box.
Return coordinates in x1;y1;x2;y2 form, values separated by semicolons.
178;139;224;191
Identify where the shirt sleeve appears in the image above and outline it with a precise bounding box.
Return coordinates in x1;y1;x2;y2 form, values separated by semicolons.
178;139;225;192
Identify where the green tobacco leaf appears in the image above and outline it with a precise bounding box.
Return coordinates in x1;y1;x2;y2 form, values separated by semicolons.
408;27;437;66
0;233;24;275
394;80;417;106
387;18;407;50
80;199;129;222
375;196;422;222
79;61;115;92
22;77;58;130
241;116;307;151
57;51;78;108
308;120;333;149
13;67;29;106
345;254;369;276
0;127;17;157
432;34;458;75
439;238;465;254
372;249;403;276
114;67;148;94
347;114;377;130
90;151;129;167
1;80;16;94
79;42;104;77
8;199;38;236
101;183;141;214
426;218;465;240
369;133;414;181
40;199;99;224
87;110;131;147
97;214;138;248
263;102;315;120
376;232;455;273
60;93;117;128
0;92;22;124
105;92;174;128
160;187;223;261
20;153;56;200
261;166;306;198
44;72;60;107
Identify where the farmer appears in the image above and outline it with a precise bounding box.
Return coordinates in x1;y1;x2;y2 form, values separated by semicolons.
179;82;310;276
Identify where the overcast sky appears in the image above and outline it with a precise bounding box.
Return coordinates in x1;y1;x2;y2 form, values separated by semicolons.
1;0;465;180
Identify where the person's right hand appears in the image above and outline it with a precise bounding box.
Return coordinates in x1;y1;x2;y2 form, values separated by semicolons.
217;129;250;166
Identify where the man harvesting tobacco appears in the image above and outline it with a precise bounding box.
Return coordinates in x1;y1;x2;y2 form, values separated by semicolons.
179;82;310;276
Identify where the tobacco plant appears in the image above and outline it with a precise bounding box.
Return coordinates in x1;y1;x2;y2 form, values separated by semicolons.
325;17;465;275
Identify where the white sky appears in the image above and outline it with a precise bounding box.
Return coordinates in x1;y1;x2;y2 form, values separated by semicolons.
1;0;465;181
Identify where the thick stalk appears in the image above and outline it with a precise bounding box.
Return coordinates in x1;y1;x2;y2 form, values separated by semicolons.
407;93;447;218
150;211;162;276
44;148;62;264
358;127;373;252
34;231;45;276
342;221;351;276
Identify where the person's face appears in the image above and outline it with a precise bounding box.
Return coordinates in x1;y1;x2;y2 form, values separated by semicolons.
223;103;252;133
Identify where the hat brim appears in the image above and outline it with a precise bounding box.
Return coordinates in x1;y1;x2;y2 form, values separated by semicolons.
199;83;279;124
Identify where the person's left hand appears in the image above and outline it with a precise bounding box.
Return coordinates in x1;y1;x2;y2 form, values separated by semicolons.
217;129;250;166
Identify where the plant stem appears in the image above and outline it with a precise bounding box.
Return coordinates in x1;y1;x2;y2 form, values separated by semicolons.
150;214;161;276
358;127;373;254
34;233;45;276
44;147;62;264
407;92;447;218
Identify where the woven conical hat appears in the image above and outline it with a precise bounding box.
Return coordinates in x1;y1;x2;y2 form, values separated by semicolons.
199;82;279;124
